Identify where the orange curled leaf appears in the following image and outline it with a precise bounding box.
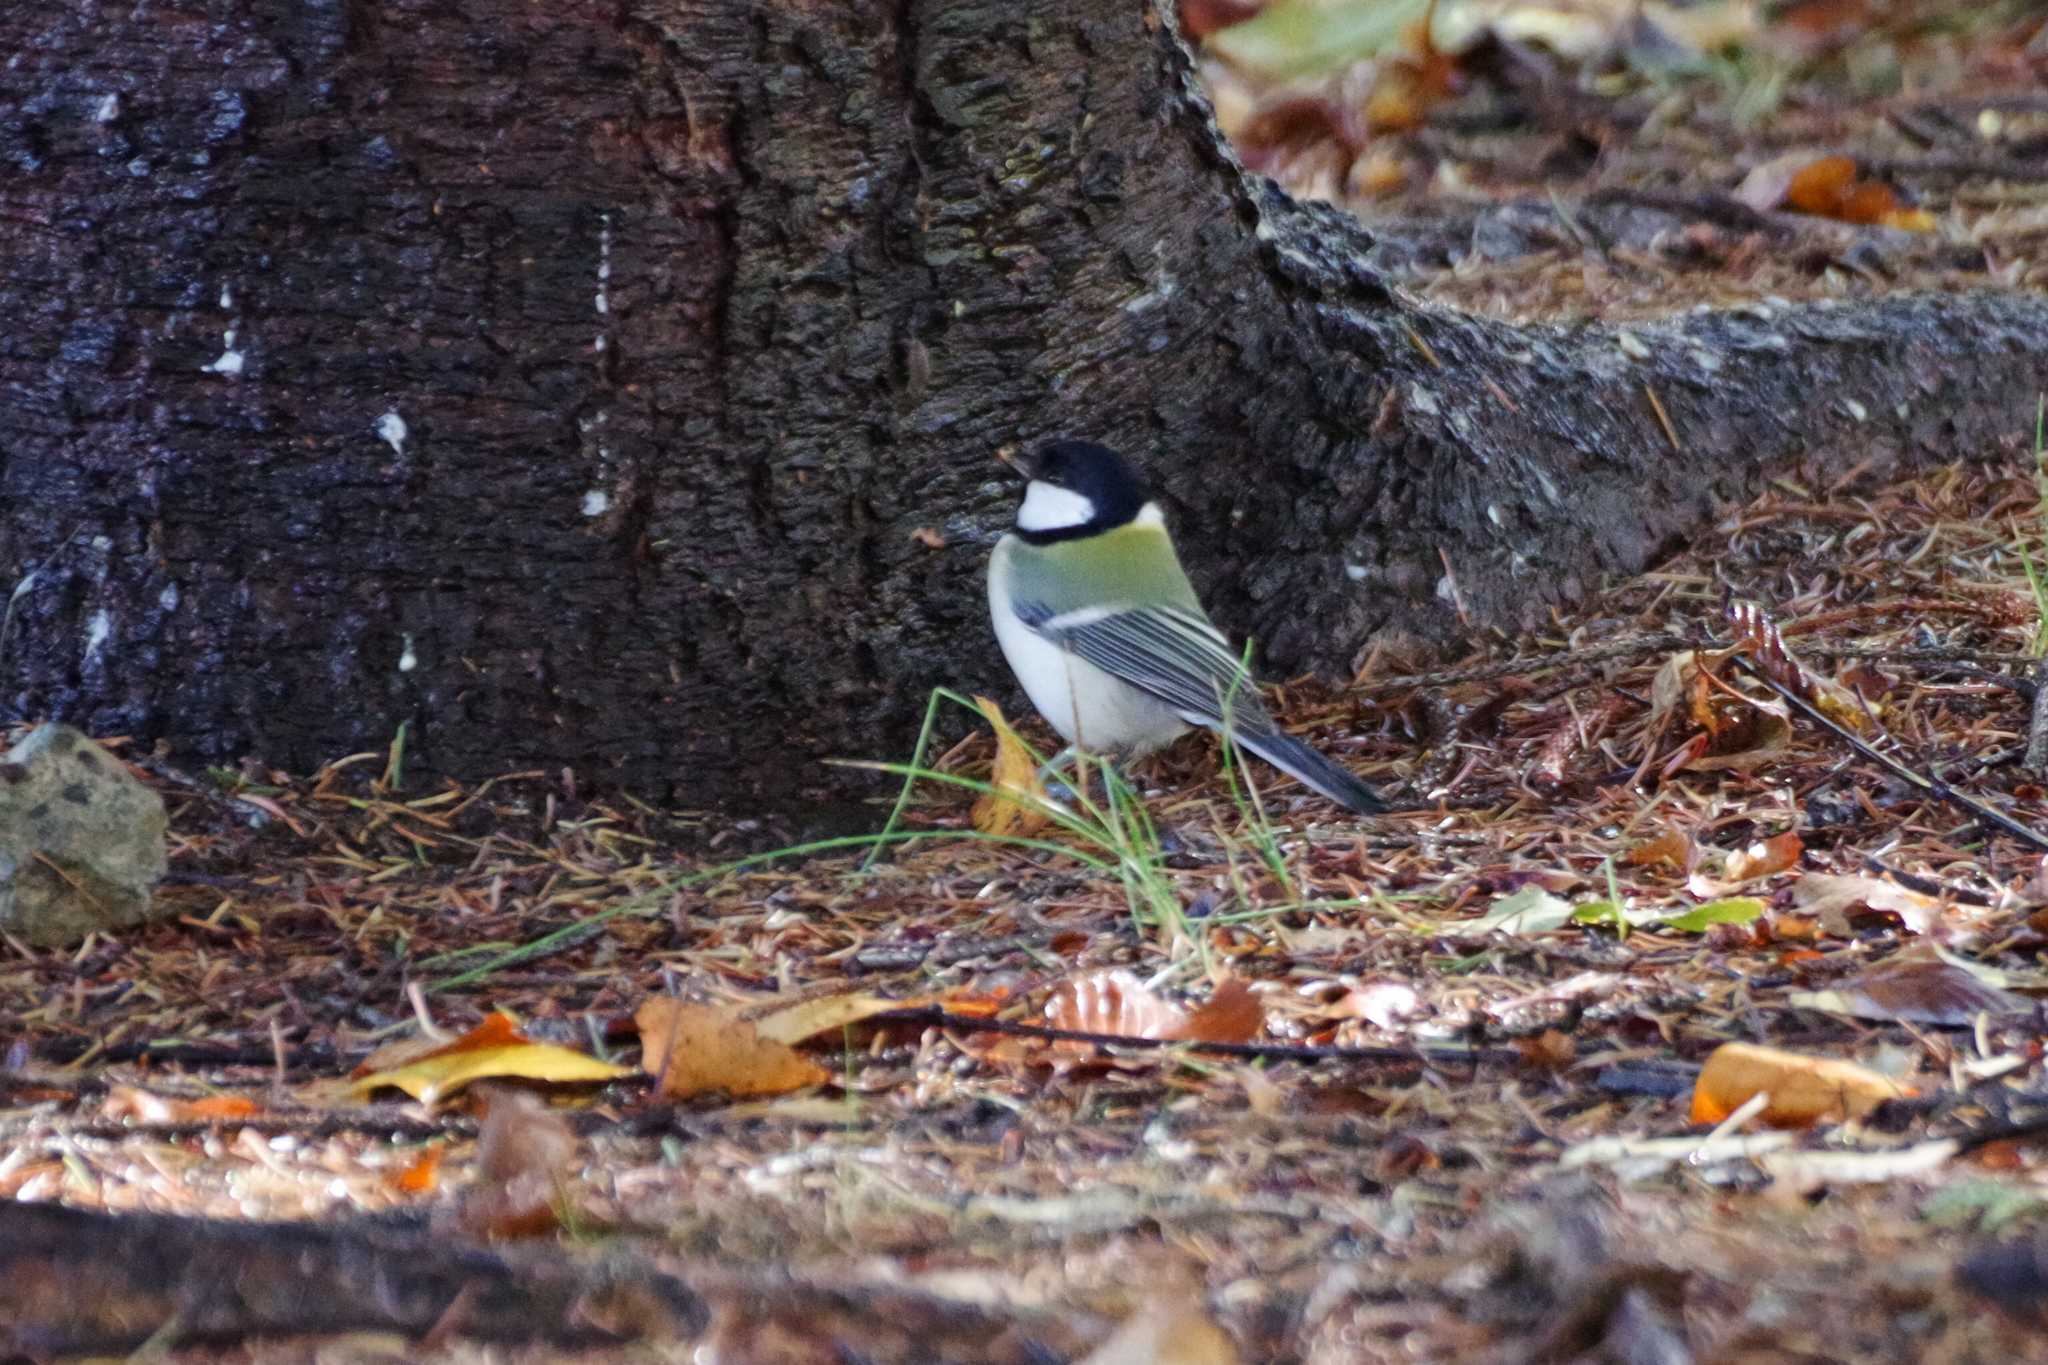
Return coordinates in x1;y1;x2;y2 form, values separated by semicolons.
389;1145;445;1196
1690;1041;1914;1128
1784;154;1860;214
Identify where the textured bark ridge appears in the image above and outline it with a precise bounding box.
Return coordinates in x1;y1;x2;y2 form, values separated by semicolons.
3;1;2045;813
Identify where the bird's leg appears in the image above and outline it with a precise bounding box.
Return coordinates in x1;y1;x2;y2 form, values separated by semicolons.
1035;745;1079;783
1036;745;1084;802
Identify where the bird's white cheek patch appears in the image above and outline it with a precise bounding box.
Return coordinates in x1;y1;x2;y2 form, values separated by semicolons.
1016;481;1098;532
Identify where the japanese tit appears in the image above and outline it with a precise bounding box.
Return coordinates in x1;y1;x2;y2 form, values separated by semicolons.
987;439;1385;814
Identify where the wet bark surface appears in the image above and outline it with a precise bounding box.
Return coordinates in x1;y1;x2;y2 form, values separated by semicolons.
4;0;2045;814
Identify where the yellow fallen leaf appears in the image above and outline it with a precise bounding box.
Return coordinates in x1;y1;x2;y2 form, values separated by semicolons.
636;996;828;1099
1690;1041;1913;1128
349;1013;630;1105
751;990;917;1046
971;695;1051;838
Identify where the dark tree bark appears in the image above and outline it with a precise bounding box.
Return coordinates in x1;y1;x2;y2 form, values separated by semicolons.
4;0;2045;812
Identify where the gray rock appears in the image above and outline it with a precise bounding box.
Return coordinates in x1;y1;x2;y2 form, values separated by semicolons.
0;724;169;947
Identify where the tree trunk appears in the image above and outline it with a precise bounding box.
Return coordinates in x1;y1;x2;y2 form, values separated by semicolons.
4;0;2044;814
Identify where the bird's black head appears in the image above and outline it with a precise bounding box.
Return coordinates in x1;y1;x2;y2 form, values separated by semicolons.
1010;440;1152;543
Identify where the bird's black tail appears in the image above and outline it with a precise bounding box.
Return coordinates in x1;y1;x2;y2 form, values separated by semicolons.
1236;731;1386;815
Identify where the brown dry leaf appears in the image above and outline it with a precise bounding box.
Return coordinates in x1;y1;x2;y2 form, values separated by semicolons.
1625;827;1693;871
1515;1028;1576;1072
388;1145;444;1196
348;1013;631;1105
1789;872;1944;937
1790;951;2032;1026
100;1086;263;1125
1648;648;1791;772
1079;1294;1242;1365
455;1084;580;1240
1725;598;1876;730
1739;153;1934;232
1320;979;1424;1030
1723;831;1804;884
636;996;828;1100
1048;970;1266;1045
1690;1041;1914;1127
971;695;1051;839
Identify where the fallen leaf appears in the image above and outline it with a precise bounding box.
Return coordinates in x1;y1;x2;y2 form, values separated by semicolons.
1625;827;1693;870
750;990;919;1046
1690;1041;1914;1127
636;996;828;1100
389;1144;444;1196
455;1084;580;1240
1515;1029;1576;1072
1790;951;2032;1026
1725;598;1874;730
1739;152;1934;232
1724;832;1804;883
1660;897;1768;933
1178;977;1265;1044
101;1086;262;1125
349;1013;631;1105
1467;885;1576;935
1047;970;1265;1045
971;696;1051;839
1648;648;1792;772
1207;0;1431;81
1320;979;1423;1030
1789;872;1944;937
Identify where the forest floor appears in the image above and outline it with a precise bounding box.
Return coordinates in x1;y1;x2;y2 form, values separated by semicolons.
10;3;2048;1363
6;459;2048;1364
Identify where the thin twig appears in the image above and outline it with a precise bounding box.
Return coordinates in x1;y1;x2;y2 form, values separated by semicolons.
1733;658;2048;855
877;1005;1528;1068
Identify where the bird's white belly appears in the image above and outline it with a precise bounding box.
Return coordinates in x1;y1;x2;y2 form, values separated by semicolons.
989;589;1188;756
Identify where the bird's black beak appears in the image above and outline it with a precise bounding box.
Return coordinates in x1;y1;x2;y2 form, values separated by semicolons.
995;446;1035;480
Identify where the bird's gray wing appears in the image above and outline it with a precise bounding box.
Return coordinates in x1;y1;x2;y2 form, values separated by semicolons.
1016;599;1388;813
1013;601;1280;737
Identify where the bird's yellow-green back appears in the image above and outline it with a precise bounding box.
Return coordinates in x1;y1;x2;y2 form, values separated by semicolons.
999;517;1207;620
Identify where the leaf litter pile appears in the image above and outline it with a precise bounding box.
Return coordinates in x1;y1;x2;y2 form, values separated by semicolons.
1193;0;2048;317
7;454;2048;1362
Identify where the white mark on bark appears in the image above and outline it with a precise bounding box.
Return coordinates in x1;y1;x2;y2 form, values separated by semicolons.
95;93;120;122
202;329;244;375
376;410;408;454
84;609;111;664
585;211;615;517
398;634;418;673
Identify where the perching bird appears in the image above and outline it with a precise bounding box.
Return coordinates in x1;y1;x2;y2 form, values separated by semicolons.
987;439;1385;814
